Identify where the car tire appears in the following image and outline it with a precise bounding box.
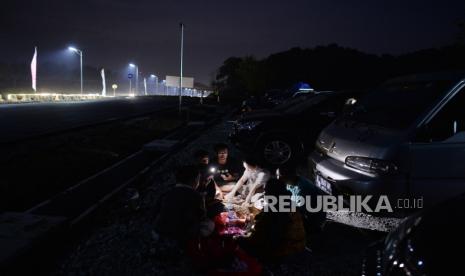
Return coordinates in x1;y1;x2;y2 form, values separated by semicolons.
258;136;300;167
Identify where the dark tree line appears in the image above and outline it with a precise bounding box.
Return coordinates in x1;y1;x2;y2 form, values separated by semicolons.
213;41;465;103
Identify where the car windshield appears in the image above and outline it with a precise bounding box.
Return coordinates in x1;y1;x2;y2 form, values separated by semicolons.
344;79;456;130
282;94;330;114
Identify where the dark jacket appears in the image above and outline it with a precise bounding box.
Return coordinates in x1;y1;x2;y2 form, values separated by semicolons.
240;210;306;260
155;184;205;242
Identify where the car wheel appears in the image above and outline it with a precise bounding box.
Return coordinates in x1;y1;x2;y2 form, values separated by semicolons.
262;139;293;165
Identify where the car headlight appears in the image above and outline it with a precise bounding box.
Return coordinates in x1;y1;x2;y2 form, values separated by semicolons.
237;121;262;131
345;156;398;175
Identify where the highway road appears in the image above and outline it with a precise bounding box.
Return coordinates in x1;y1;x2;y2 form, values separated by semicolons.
0;96;187;143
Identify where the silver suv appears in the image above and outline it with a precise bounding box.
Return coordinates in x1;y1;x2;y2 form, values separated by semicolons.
310;72;465;210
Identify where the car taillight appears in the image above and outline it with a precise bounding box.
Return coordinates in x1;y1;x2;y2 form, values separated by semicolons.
345;156;398;175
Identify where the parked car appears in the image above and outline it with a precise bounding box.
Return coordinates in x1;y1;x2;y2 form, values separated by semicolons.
310;72;465;209
230;90;362;166
239;83;317;114
362;192;465;276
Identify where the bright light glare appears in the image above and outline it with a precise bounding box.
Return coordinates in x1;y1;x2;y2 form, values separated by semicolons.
68;46;78;52
150;74;156;78
129;63;136;67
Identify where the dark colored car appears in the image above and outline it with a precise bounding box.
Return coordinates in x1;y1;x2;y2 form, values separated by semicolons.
240;84;324;114
230;90;363;166
240;89;306;113
362;192;465;276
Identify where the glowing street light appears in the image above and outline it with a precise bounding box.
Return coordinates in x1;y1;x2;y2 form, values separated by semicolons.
129;63;139;95
68;46;83;94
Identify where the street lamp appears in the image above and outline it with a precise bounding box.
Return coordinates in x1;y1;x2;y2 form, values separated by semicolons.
179;22;184;113
68;46;83;94
129;63;139;95
150;74;158;94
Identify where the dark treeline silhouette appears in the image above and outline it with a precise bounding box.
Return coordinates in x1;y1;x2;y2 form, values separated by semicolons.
213;43;465;103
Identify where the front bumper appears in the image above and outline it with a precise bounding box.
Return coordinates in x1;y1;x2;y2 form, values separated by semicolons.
309;151;407;201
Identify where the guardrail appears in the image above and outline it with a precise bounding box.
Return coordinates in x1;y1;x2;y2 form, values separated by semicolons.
3;93;109;103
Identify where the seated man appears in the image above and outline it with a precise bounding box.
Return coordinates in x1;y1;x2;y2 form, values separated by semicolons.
210;143;243;193
237;179;306;261
276;163;327;234
155;165;214;245
224;156;270;207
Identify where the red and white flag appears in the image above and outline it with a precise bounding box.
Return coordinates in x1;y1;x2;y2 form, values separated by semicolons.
101;68;106;96
31;47;37;92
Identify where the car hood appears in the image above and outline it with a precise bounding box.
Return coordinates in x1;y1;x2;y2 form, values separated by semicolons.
316;120;408;163
239;110;282;122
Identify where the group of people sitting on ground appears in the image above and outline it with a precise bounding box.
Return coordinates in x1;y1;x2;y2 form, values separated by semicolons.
154;142;326;270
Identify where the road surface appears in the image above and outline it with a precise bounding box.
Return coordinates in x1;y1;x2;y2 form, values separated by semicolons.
0;96;187;143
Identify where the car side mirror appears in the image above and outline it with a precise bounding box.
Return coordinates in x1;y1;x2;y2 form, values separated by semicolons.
345;98;357;106
342;98;357;115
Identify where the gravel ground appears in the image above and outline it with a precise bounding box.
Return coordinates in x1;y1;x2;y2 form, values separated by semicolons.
327;210;402;232
58;120;399;276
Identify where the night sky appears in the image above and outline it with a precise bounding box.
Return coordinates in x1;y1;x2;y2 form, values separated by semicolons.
1;0;465;85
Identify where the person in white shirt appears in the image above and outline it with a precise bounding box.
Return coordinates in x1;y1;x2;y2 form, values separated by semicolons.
224;156;270;207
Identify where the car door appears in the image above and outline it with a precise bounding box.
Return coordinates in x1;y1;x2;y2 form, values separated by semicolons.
409;84;465;206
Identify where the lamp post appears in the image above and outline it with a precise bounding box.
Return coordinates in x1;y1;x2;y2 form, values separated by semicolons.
68;46;83;94
129;63;139;95
179;22;184;114
112;84;118;96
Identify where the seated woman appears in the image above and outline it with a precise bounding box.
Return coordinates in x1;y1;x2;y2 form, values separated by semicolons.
236;179;307;261
224;156;270;207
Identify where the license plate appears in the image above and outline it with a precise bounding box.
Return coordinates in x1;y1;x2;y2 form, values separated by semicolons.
316;175;332;194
